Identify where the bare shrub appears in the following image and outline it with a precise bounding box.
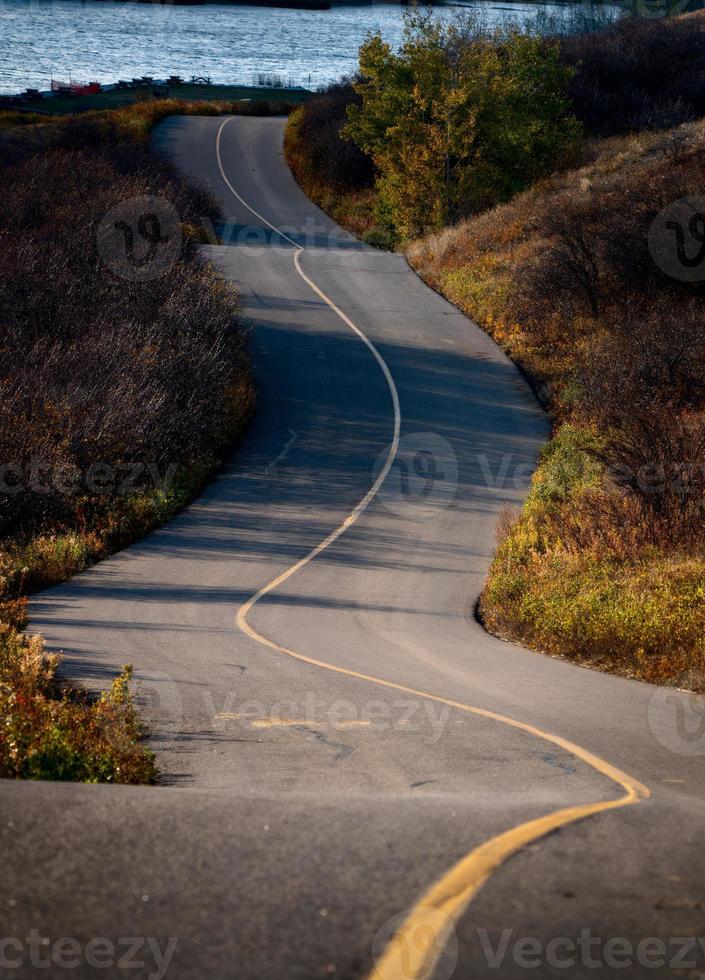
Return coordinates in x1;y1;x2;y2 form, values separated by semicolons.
584;301;705;545
0;139;249;539
286;78;374;194
521;202;606;319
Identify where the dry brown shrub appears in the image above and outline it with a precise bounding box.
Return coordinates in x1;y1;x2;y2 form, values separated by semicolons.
0;138;249;539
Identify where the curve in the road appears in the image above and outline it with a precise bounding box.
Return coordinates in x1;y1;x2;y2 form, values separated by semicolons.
215;117;651;980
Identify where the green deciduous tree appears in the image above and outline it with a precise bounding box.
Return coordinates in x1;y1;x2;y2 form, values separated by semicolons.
346;12;582;240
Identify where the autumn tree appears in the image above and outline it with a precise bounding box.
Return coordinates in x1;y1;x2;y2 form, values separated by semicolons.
346;12;581;240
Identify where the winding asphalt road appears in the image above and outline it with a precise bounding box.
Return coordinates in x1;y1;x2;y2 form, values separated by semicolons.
3;116;705;980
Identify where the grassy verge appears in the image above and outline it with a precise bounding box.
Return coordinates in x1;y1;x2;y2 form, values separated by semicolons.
409;120;705;691
1;99;256;782
477;427;705;689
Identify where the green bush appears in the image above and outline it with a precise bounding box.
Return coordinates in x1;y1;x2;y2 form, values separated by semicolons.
0;629;157;783
531;425;602;504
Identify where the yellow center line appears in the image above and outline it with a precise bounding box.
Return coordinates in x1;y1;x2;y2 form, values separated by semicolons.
215;115;650;980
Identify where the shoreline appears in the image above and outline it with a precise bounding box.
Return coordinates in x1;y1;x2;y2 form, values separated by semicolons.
1;79;312;113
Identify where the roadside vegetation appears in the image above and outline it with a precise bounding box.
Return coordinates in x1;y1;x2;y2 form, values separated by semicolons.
287;12;582;247
287;10;705;690
0;94;300;165
1;605;158;783
285;81;378;242
0;100;260;781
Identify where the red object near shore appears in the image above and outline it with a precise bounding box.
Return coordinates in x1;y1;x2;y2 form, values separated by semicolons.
50;79;101;96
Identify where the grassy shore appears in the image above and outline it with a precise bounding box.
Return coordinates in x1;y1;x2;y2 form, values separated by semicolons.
13;81;311;116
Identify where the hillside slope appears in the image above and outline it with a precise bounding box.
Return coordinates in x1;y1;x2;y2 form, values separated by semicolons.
409;119;705;689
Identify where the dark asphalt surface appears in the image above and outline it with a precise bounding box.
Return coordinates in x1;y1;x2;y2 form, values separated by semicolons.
3;116;705;980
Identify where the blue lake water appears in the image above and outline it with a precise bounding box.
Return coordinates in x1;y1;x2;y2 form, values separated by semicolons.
0;0;619;95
